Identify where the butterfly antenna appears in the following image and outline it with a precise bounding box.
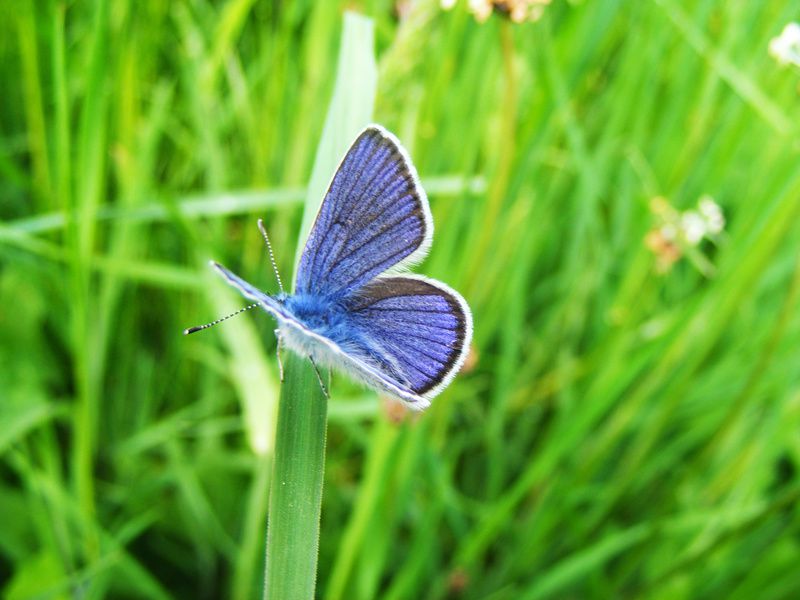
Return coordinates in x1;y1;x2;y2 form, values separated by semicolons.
183;303;259;335
257;218;285;294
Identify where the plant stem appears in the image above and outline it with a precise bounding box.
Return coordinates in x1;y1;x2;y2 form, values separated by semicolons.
263;352;328;599
262;12;376;598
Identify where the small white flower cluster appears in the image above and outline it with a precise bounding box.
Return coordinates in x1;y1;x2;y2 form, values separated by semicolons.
678;196;725;245
442;0;552;24
769;22;800;67
646;195;725;273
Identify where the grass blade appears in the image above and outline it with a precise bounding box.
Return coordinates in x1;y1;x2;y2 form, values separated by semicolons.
263;11;377;600
263;352;328;599
292;11;377;276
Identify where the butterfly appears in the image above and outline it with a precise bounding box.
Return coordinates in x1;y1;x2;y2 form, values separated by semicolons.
187;125;473;409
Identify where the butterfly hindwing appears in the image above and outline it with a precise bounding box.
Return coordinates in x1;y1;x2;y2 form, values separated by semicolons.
295;126;432;298
211;264;469;409
342;275;472;399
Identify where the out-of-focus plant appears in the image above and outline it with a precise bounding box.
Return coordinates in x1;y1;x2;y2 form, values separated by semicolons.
645;195;725;275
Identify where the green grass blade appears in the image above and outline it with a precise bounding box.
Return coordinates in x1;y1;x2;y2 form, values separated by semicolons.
263;352;328;599
1;174;477;236
292;11;377;277
263;12;377;599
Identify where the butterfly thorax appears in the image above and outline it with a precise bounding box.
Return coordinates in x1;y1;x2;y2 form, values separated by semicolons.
280;293;348;339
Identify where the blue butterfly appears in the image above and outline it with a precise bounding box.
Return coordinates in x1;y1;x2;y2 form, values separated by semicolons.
190;126;473;409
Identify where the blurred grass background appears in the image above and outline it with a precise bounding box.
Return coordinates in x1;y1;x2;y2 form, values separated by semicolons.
2;0;800;598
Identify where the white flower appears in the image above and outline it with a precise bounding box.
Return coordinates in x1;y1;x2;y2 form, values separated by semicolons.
698;195;725;235
451;0;553;23
510;0;551;22
769;22;800;67
467;0;493;21
681;211;707;245
647;194;725;274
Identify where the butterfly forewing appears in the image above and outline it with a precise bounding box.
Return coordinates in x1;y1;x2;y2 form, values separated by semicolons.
295;126;431;298
211;261;289;319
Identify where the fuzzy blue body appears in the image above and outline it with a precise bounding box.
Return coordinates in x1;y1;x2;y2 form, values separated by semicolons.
280;293;356;350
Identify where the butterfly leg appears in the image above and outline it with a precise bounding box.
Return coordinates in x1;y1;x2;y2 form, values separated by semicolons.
309;357;330;400
275;329;284;382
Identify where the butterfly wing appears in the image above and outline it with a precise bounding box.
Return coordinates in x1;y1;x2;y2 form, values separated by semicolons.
341;275;473;404
210;266;472;408
295;126;432;298
210;261;292;321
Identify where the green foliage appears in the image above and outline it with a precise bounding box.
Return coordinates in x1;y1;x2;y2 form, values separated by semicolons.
264;353;328;600
2;1;800;598
265;14;374;599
